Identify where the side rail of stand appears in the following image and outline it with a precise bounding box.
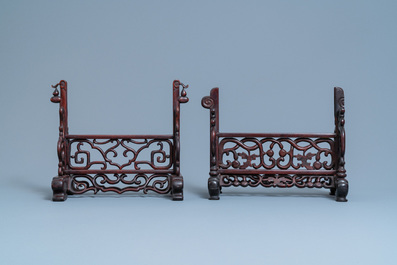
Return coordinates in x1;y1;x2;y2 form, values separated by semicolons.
201;87;348;202
50;80;189;201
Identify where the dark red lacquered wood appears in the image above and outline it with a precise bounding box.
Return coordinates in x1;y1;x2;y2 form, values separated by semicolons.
218;133;337;138
202;87;348;201
219;169;336;175
66;134;173;139
50;80;189;201
65;170;174;174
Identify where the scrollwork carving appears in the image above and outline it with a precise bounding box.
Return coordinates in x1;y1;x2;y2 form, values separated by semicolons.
220;174;334;188
201;96;214;109
70;173;171;194
68;138;173;170
219;137;335;171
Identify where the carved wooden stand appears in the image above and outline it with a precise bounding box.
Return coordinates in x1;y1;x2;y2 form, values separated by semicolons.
50;80;189;201
202;87;348;202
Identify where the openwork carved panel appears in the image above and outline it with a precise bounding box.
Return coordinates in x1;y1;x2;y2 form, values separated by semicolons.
70;174;171;194
219;137;335;171
68;138;173;170
220;174;334;188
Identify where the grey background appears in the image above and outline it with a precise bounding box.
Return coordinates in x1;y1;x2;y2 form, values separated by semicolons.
1;1;396;264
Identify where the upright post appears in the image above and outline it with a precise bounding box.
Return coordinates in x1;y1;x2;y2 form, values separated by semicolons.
172;80;189;200
334;87;348;202
201;88;220;199
50;80;70;201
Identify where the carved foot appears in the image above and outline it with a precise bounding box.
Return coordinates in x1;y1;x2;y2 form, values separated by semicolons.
329;187;336;196
171;175;183;201
208;177;220;200
51;176;69;201
335;178;348;202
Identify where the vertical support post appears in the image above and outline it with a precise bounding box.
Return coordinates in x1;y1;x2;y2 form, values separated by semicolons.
201;88;220;199
172;80;189;200
334;87;348;202
50;80;70;201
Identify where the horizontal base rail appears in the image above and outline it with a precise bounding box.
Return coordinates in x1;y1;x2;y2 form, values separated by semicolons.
65;169;175;175
66;134;173;139
219;169;336;175
218;133;336;138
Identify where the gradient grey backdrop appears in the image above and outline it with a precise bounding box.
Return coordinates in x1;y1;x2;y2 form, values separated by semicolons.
1;1;396;264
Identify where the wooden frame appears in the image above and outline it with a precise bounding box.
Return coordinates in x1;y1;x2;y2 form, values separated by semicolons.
50;80;189;201
201;87;348;201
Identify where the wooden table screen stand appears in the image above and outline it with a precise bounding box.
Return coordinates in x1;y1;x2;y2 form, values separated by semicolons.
50;80;189;201
201;87;348;202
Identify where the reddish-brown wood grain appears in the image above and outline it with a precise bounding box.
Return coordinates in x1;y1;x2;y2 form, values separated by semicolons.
202;87;348;201
50;80;189;201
